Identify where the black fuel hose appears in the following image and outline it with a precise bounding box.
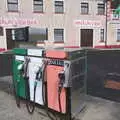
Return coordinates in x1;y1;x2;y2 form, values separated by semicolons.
22;57;35;114
58;89;62;113
25;76;35;114
58;72;65;116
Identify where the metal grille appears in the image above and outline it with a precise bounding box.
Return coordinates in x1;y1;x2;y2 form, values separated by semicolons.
87;49;120;102
70;56;86;116
70;56;86;91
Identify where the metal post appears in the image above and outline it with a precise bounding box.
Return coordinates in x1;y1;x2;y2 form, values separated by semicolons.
105;0;107;47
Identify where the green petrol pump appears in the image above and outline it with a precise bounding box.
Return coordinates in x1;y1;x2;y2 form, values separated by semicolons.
13;48;27;103
12;47;46;114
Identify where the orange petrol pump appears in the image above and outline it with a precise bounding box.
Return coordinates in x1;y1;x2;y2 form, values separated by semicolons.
45;48;86;120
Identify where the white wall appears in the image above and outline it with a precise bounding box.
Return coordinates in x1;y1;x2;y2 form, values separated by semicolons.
0;0;119;49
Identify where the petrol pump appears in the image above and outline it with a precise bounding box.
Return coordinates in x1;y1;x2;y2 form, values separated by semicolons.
13;48;27;107
26;48;45;113
13;47;87;119
13;48;46;114
45;48;86;120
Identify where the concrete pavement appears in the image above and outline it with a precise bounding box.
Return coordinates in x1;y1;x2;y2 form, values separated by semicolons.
0;76;120;120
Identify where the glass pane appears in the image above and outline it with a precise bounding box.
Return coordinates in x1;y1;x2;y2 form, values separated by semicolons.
81;3;88;14
81;8;88;14
81;4;88;7
8;0;18;3
54;36;63;41
34;5;43;12
54;29;63;34
98;8;104;14
98;4;104;8
81;3;88;7
55;6;63;13
55;1;63;6
54;29;64;42
15;28;26;41
8;4;18;11
98;4;104;14
34;0;43;5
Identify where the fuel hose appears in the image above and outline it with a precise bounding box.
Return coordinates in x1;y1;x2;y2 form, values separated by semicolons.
22;57;35;114
58;72;65;120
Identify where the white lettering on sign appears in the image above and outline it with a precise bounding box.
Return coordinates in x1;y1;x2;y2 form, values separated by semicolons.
0;17;40;27
74;20;103;28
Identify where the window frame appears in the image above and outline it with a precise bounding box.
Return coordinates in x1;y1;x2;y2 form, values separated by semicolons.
97;3;105;15
54;28;64;42
54;0;64;13
81;2;89;14
7;0;18;12
33;0;43;13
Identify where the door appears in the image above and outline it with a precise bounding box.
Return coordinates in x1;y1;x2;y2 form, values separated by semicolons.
6;29;15;49
81;29;93;47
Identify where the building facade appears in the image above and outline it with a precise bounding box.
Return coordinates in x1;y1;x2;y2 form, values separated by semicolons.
0;0;119;49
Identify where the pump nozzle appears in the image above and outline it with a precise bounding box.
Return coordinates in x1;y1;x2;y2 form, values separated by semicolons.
58;71;65;93
35;67;42;81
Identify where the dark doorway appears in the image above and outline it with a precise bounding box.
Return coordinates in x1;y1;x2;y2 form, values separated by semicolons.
6;29;15;49
81;29;93;47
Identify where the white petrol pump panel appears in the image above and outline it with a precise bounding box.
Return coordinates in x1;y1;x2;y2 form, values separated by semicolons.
28;57;44;105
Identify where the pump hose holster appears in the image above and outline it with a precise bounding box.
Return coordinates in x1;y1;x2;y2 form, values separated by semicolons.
58;71;65;116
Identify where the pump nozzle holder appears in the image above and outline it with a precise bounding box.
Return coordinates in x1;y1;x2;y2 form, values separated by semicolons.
58;71;65;93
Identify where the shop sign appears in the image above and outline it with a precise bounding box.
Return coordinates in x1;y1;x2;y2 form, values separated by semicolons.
0;17;40;27
74;20;103;28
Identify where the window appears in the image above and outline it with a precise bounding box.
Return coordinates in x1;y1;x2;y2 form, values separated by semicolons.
100;29;104;41
33;0;43;12
0;27;3;36
117;29;120;41
81;2;89;14
55;1;64;13
98;4;105;15
7;0;18;12
54;29;64;42
11;27;29;41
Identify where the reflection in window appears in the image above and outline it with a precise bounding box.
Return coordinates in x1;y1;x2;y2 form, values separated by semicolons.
33;0;43;12
54;29;64;42
7;0;18;12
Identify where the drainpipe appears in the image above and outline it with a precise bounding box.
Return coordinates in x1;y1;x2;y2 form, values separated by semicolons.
105;0;108;47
